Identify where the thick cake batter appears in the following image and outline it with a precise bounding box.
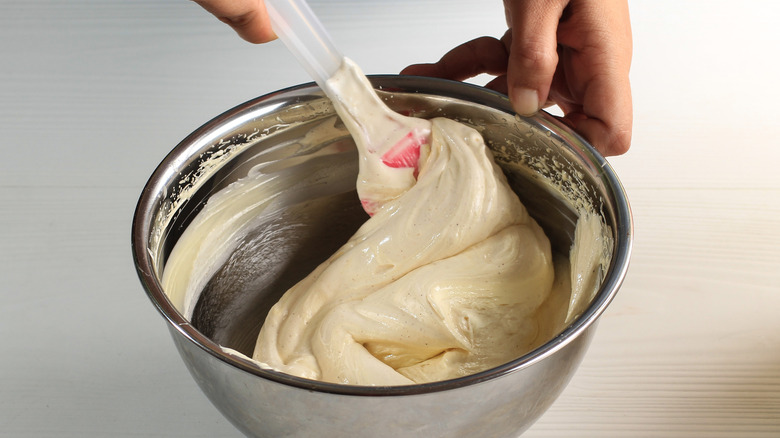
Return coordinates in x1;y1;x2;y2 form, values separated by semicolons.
162;58;610;385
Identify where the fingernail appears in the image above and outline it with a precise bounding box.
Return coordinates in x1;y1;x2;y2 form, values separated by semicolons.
511;88;540;116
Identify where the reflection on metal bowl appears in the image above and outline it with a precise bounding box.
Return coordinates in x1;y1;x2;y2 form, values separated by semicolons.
132;76;632;438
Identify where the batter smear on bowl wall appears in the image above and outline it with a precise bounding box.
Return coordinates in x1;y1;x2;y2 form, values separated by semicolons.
162;58;612;385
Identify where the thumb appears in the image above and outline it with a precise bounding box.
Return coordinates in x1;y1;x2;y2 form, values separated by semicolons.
504;0;567;115
193;0;276;44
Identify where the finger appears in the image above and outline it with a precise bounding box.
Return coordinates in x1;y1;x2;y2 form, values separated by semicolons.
485;74;508;95
554;0;633;155
504;0;568;115
193;0;276;43
551;57;633;156
562;73;632;156
400;36;508;81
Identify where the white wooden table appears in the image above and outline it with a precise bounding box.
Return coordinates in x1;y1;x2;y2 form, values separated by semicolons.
2;1;778;436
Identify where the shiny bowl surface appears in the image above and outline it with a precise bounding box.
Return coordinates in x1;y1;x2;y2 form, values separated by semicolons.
132;76;632;438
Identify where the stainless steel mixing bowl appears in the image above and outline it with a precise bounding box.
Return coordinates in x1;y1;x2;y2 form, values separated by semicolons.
132;76;632;437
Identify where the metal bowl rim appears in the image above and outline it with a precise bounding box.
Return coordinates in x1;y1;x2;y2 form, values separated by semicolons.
131;75;633;397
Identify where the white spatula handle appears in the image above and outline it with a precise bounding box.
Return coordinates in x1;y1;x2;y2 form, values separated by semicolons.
266;0;343;94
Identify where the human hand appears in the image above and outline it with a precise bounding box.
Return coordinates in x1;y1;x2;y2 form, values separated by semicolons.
192;0;276;43
401;0;633;156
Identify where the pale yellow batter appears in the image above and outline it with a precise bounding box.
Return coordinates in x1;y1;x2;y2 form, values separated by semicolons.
163;58;609;386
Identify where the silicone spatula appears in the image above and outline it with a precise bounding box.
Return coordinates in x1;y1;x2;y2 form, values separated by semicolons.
266;0;432;215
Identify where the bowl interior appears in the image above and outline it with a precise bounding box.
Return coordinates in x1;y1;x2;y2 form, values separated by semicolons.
134;76;629;390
